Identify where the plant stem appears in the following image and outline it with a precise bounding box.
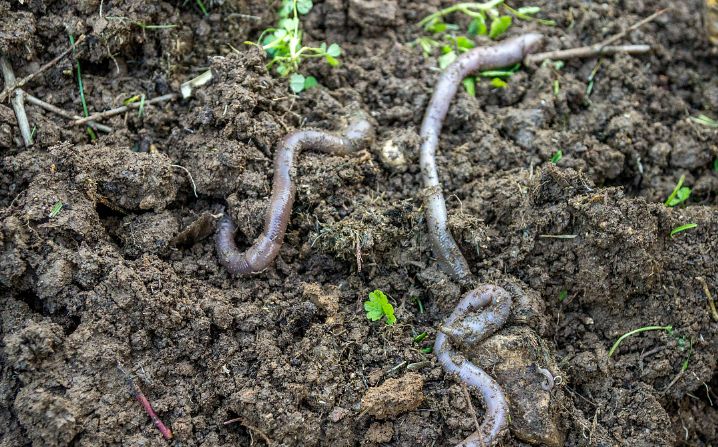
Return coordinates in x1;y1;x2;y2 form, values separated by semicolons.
608;325;673;357
418;0;506;27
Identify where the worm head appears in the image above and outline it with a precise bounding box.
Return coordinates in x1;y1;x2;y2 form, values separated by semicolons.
519;32;545;55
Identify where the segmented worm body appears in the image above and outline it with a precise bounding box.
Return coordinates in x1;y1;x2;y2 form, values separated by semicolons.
422;34;544;446
216;112;373;274
420;33;544;287
434;285;513;446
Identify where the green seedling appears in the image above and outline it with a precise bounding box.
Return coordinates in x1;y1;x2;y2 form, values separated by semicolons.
608;325;673;357
553;79;560;96
714;158;718;173
421;347;433;354
413;332;428;343
195;0;209;16
558;290;568;302
670;223;697;238
412;296;425;314
123;94;146;118
250;0;340;93
364;289;396;325
665;175;691;207
677;336;693;372
49;201;63;218
30;125;37;143
69;34;96;141
416;1;551;94
550;150;563;164
690;114;718;128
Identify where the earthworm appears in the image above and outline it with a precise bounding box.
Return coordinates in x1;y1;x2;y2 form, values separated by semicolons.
216;111;374;274
434;285;513;446
536;366;555;391
420;33;544;286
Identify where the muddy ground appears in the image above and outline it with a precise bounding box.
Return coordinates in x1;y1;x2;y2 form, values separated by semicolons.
1;0;717;446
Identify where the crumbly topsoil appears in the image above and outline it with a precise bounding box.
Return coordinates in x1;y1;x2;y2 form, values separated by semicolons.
1;0;717;446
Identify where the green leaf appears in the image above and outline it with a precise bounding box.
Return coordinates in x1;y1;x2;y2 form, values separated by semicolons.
714;158;718;172
438;51;457;69
517;6;541;15
276;64;289;76
490;77;507;88
670;223;697;238
364;290;396;325
303;75;318;90
462;77;476;97
454;36;475;51
279;17;298;30
489;15;512;39
690;114;718;128
468;15;487;36
296;0;313;15
550;150;563;164
558;290;568;302
665;175;691;207
326;43;341;57
49;201;63;218
278;0;293;17
289;73;306;93
325;55;339;66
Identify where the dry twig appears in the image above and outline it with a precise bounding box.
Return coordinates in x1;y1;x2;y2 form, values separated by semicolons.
74;93;178;125
224;417;274;446
0;56;32;146
23;91;112;133
696;276;718;322
525;8;670;65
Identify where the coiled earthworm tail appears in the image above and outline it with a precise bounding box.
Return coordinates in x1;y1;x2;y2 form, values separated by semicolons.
420;34;544;286
216;111;374;274
434;285;513;446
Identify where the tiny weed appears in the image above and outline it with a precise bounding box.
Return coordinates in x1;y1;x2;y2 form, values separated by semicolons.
550;150;563;164
49;201;63;218
421;347;433;354
69;34;96;141
714;158;718;173
690;114;718;128
30;125;37;143
558;290;568;302
195;0;209;16
678;336;693;372
123;94;146;118
553;79;560;96
412;296;425;314
413;332;428;343
665;175;691;207
364;289;396;325
670;223;697;238
608;325;673;357
416;1;551;94
249;0;340;93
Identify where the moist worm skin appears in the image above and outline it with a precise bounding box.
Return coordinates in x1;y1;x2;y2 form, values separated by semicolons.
216;113;374;274
434;285;513;446
419;33;544;286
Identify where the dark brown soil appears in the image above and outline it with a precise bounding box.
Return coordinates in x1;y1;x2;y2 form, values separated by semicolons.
2;0;717;446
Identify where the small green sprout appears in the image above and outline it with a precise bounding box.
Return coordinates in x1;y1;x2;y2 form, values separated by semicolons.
608;325;673;357
412;297;424;314
69;34;96;141
195;0;209;16
250;0;340;93
49;201;63;218
670;223;697;238
550;150;563;164
413;332;428;343
30;125;37;143
553;79;560;96
689;114;718;128
558;290;568;302
714;158;718;173
421;347;433;354
364;290;396;325
665;175;691;207
123;94;146;118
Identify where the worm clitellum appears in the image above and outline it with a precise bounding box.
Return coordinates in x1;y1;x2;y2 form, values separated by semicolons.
423;34;544;447
434;285;513;446
216;111;374;274
420;33;544;287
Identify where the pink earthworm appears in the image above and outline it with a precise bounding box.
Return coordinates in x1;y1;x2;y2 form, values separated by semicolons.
425;34;544;447
434;285;513;446
420;33;544;286
216;111;374;274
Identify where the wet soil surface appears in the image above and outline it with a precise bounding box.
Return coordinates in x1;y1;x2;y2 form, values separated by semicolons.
2;0;718;446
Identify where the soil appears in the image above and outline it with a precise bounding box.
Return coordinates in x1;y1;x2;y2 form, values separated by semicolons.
1;0;717;446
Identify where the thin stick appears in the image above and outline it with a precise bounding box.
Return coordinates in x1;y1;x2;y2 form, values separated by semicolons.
224;418;273;446
461;382;485;447
596;8;670;48
696;277;718;322
0;56;32;146
526;44;652;64
74;93;178;125
525;8;669;65
0;35;86;103
117;364;173;440
23;91;113;133
170;164;198;198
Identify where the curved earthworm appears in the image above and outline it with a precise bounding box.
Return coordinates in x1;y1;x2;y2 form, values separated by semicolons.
216;112;374;274
434;285;513;446
536;366;555;391
420;33;544;286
